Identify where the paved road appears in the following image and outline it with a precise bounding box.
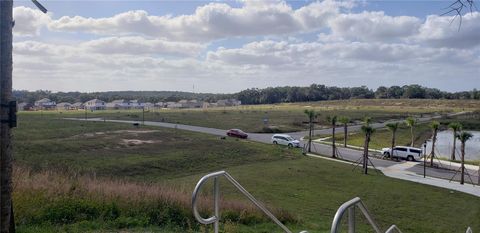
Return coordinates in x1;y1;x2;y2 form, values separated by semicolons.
67;115;478;185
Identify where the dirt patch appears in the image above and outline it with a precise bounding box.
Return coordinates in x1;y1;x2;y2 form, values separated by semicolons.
69;129;160;139
121;139;160;146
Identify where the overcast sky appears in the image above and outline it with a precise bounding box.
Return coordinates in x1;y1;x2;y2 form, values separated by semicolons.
12;0;480;93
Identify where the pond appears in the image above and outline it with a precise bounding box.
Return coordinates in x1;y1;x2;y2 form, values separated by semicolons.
425;131;480;161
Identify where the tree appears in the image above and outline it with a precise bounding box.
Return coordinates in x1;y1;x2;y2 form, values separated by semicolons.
448;122;462;161
327;116;337;157
429;121;440;167
386;122;399;161
304;109;317;153
338;116;350;148
361;118;375;175
405;117;417;147
456;131;473;185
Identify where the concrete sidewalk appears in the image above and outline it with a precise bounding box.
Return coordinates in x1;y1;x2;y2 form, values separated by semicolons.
307;153;480;198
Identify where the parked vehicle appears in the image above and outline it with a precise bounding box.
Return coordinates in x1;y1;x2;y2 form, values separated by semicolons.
381;146;423;161
226;129;248;139
271;134;300;148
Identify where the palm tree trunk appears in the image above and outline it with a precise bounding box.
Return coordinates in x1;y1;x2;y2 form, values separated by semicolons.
390;130;395;161
332;125;336;158
0;1;14;232
461;142;465;185
364;134;369;174
430;128;437;167
410;126;414;147
308;118;312;153
343;124;347;147
451;129;457;160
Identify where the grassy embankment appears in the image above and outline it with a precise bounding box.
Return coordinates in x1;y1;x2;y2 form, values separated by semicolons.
13;108;480;232
25;99;479;133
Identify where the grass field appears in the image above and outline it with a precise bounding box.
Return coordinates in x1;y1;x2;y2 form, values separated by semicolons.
12;111;480;232
23;99;479;133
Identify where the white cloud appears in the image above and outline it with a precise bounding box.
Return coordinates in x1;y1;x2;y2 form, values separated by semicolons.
328;11;421;42
414;12;480;48
45;0;350;42
13;6;51;36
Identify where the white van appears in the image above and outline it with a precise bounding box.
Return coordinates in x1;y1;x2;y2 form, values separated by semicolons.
271;134;300;148
381;146;423;161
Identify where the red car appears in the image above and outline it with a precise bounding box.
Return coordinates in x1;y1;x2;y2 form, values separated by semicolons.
226;129;248;139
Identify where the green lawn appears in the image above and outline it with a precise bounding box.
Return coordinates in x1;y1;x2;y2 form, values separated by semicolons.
12;112;480;232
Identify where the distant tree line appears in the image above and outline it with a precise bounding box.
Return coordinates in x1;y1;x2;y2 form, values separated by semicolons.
234;84;480;105
13;84;480;105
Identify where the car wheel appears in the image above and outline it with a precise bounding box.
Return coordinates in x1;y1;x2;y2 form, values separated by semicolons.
288;143;293;148
384;152;390;158
273;141;278;145
407;155;414;161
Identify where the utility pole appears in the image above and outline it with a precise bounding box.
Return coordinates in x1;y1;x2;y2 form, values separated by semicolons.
0;1;15;232
1;2;46;232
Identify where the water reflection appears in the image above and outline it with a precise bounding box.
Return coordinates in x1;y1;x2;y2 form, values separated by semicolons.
425;131;480;161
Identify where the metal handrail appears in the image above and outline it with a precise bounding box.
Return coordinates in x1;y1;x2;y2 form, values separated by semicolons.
192;171;308;233
385;225;403;233
330;197;383;233
466;227;473;233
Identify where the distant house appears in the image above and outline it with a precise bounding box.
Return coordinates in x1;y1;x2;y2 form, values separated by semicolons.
216;99;241;107
34;98;56;110
166;102;182;109
84;99;106;110
144;102;155;110
106;99;130;110
56;102;72;110
72;102;84;110
129;100;144;109
18;102;33;111
155;102;166;108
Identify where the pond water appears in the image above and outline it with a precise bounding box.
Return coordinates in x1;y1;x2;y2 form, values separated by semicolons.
425;131;480;161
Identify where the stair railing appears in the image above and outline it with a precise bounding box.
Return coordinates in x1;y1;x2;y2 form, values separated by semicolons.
330;197;403;233
192;171;308;233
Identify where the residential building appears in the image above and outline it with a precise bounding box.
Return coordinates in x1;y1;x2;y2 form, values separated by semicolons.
72;102;84;110
106;99;130;110
57;102;72;110
34;98;56;110
84;99;106;110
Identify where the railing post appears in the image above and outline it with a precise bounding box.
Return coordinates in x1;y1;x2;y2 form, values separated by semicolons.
214;177;220;233
348;206;355;233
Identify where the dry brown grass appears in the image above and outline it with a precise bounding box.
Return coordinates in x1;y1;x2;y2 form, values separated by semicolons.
13;165;296;230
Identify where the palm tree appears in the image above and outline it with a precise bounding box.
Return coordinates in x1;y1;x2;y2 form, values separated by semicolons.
338;116;350;148
448;122;462;161
405;117;417;147
457;131;473;185
327;116;337;158
429;121;440;167
304;109;316;153
385;122;399;161
361;118;375;174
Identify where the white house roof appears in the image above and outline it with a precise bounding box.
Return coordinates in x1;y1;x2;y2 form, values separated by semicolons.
85;99;105;104
36;98;52;103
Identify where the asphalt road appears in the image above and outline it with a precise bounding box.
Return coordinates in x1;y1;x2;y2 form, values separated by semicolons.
69;115;479;185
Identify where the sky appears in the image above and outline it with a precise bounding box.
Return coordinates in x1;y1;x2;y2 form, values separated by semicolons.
11;0;480;93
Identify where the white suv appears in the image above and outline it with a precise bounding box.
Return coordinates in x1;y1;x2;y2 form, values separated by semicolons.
271;134;300;148
382;146;423;161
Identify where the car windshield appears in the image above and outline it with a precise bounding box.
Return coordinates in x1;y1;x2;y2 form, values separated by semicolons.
286;136;294;141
